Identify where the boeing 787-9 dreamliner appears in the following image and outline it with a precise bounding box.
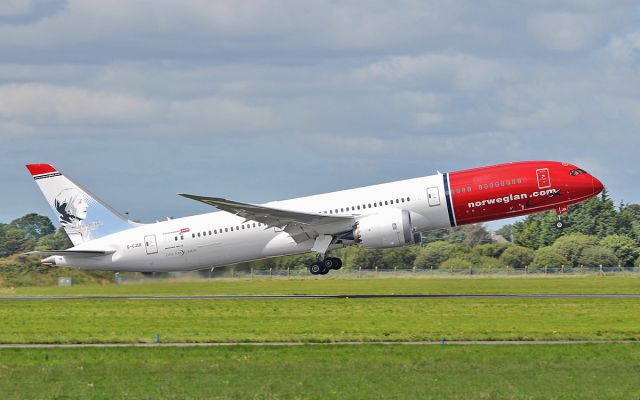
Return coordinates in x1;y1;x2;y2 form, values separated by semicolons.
26;161;603;275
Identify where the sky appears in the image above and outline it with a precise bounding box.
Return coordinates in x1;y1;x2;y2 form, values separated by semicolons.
1;0;640;231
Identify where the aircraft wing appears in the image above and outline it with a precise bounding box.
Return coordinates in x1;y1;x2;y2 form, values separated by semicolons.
27;250;115;257
178;194;355;243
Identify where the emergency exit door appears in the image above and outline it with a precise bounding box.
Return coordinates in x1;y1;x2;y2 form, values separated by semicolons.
144;234;158;255
427;187;441;207
536;168;551;189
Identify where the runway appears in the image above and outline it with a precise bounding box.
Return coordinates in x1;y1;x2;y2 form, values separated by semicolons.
0;340;637;349
0;293;639;300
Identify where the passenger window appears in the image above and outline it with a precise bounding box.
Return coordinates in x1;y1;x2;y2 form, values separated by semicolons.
192;233;195;238
517;178;522;184
489;183;494;188
197;232;201;237
500;181;504;187
506;180;510;186
209;230;212;235
461;188;465;193
175;237;178;241
395;199;399;203
357;205;360;210
401;198;405;203
467;186;471;192
478;185;483;190
385;201;388;205
484;184;488;189
407;197;410;202
180;236;184;240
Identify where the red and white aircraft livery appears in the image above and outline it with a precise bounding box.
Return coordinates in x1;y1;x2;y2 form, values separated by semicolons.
26;161;603;275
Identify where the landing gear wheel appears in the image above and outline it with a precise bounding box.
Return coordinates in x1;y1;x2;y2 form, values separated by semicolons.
319;266;330;275
555;220;564;229
323;257;342;270
309;262;323;275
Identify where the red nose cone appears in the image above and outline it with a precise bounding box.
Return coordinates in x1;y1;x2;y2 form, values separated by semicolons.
592;176;604;195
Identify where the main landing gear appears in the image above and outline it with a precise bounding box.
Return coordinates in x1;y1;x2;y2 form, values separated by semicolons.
309;257;343;275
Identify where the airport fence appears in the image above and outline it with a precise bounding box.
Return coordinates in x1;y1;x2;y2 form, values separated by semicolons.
116;264;640;282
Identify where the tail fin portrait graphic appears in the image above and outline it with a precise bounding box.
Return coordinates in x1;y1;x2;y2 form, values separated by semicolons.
26;164;136;246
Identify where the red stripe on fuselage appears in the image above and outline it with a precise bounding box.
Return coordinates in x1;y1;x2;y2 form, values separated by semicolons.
26;164;58;176
448;161;595;225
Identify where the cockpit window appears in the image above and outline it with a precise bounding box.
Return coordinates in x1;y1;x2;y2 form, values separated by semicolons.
570;169;588;176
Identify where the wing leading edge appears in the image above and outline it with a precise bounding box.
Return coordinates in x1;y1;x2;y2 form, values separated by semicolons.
178;194;355;243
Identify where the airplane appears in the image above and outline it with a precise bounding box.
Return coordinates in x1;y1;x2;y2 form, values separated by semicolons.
25;161;604;275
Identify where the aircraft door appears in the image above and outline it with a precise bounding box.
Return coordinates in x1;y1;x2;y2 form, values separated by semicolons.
427;187;441;207
144;234;158;255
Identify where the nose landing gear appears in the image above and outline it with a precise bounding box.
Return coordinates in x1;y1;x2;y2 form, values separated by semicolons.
555;205;568;229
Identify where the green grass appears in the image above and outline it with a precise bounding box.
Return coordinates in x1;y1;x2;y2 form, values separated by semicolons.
1;344;639;399
4;275;640;296
0;297;639;343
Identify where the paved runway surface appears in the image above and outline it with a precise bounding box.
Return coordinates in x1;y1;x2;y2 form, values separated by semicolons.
0;340;637;349
0;293;639;300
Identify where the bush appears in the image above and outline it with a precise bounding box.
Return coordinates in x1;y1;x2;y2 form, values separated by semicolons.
461;253;505;270
413;242;465;269
599;235;638;268
499;245;534;269
530;246;570;270
471;242;509;258
440;257;473;270
551;234;598;268
577;246;619;268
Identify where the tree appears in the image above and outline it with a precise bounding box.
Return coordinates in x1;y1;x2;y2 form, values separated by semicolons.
529;246;569;270
413;242;463;269
0;227;35;257
382;247;419;270
471;242;509;258
445;224;491;246
599;235;638;268
578;246;618;268
10;213;54;239
351;247;385;270
551;234;598;268
499;245;534;269
35;227;73;251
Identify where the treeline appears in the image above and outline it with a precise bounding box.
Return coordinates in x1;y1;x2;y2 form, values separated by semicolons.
0;214;113;287
1;190;640;286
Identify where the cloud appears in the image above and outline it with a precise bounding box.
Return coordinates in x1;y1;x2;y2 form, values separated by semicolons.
0;83;162;127
354;53;514;91
527;12;604;52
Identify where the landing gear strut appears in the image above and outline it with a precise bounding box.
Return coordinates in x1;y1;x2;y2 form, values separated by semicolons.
555;205;567;229
309;257;343;275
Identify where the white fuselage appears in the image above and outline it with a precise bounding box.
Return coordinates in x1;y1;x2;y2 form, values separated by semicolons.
62;174;451;271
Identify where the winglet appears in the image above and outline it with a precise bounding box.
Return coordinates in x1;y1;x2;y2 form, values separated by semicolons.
26;164;58;176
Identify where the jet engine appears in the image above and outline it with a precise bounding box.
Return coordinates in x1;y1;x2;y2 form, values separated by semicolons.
354;209;422;249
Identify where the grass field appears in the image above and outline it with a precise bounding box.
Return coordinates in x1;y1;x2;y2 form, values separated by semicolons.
3;275;640;296
1;344;639;399
0;277;639;343
2;277;638;399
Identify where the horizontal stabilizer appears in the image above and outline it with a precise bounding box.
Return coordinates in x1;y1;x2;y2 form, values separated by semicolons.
27;250;115;257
